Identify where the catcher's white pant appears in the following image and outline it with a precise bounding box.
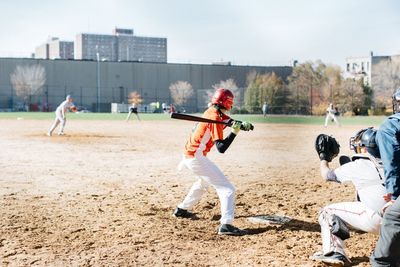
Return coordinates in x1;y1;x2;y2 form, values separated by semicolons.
319;202;382;258
49;110;66;134
177;153;235;225
324;113;340;126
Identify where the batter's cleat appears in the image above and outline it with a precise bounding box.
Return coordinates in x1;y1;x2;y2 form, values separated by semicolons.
173;207;194;218
309;251;346;266
46;132;52;137
58;132;65;136
218;224;248;236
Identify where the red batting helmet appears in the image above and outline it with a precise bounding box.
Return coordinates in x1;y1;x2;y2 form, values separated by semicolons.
211;88;234;110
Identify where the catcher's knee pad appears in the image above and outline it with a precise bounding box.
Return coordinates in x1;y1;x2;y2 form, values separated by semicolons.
331;215;350;240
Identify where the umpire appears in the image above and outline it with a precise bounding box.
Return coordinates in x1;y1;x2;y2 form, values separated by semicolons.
371;89;400;267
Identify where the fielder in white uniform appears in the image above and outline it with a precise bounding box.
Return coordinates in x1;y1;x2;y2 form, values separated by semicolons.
47;95;76;136
126;103;141;121
311;128;386;266
324;103;340;127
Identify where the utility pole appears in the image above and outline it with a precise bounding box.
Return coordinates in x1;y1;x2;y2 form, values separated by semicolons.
96;45;100;112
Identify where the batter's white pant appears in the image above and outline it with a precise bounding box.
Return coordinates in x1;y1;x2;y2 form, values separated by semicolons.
319;202;382;258
177;153;236;225
49;111;66;134
324;113;340;126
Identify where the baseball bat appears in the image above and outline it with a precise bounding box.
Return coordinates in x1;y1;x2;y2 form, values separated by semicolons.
170;113;254;130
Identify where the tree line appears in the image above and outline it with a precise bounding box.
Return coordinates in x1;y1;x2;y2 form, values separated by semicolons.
245;61;373;115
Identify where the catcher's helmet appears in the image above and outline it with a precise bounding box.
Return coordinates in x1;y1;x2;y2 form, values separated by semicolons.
350;127;380;158
211;88;234;110
392;88;400;114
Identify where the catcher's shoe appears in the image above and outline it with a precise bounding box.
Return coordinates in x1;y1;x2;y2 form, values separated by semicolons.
218;224;248;236
310;251;346;266
173;207;194;218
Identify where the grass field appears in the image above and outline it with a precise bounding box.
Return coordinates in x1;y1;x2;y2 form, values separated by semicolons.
0;112;387;126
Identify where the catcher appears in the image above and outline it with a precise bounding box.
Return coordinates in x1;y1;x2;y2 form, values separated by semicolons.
310;129;386;266
47;95;77;136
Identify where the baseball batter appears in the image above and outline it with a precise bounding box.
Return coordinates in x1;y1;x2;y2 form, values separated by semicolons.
311;128;386;266
47;95;76;136
173;88;252;235
126;103;141;121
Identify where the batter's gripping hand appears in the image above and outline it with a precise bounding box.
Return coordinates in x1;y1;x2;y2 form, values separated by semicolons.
240;121;253;131
315;134;340;162
231;121;242;135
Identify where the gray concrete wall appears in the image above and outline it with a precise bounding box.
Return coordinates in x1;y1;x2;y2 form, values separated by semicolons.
0;58;292;112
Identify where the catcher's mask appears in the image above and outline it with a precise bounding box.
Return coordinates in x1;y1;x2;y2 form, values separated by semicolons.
349;127;380;158
392;88;400;114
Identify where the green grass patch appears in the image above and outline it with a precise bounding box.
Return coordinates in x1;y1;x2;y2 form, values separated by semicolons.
0;112;387;126
0;112;170;121
230;114;386;126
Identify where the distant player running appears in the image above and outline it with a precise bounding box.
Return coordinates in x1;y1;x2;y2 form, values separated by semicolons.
47;95;76;136
311;128;385;266
173;88;253;235
126;103;141;121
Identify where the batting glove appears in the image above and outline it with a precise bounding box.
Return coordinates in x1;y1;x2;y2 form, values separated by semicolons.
231;121;242;135
241;121;253;131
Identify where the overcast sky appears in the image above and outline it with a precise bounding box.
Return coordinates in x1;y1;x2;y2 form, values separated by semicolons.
1;0;399;68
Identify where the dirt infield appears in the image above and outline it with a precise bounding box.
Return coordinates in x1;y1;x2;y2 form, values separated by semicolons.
0;118;380;266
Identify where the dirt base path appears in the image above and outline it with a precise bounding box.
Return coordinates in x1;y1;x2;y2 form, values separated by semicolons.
0;119;378;266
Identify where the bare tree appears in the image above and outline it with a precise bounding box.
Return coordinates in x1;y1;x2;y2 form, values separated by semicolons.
287;62;324;115
244;72;286;113
321;65;342;103
128;91;143;105
10;64;46;111
337;79;365;115
169;81;194;108
372;57;400;106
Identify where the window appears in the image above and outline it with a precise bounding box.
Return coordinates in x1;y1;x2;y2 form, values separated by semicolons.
346;63;350;72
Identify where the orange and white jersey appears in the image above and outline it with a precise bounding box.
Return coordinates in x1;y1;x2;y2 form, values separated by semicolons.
184;107;231;157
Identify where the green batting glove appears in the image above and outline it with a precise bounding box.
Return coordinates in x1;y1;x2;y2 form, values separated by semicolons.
241;121;253;131
231;121;242;135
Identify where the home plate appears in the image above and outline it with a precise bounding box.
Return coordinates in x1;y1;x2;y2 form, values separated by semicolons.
247;215;292;225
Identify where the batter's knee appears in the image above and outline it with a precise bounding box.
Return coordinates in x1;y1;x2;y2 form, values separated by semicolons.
197;179;209;192
224;183;236;197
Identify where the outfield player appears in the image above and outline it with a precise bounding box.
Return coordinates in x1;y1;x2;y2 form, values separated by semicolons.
173;88;252;235
370;89;400;267
324;103;340;127
311;128;386;266
47;95;76;136
126;103;141;121
262;102;268;117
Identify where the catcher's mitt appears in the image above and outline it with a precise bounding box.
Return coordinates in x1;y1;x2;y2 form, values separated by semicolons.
315;134;340;162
